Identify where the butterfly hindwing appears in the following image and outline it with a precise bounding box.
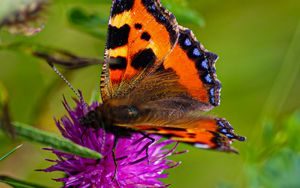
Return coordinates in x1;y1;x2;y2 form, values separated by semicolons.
116;117;245;152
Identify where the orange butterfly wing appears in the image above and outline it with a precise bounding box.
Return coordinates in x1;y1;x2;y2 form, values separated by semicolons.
101;0;179;101
162;27;221;110
117;118;245;152
101;0;221;111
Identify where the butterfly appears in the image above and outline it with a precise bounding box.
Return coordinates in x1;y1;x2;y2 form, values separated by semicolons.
81;0;245;157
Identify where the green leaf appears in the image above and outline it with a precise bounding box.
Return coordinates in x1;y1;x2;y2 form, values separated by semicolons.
0;144;22;161
162;0;205;27
284;111;300;151
66;0;205;39
244;111;300;188
0;175;49;188
67;7;107;39
10;122;102;159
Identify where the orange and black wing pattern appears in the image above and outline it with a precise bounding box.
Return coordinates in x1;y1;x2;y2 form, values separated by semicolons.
118;118;245;152
101;0;179;101
161;27;221;110
96;0;245;152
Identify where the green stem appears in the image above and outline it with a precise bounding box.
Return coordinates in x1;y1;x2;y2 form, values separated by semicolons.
0;175;49;188
12;122;102;159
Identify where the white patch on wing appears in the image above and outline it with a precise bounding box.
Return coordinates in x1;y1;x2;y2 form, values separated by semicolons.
194;143;210;149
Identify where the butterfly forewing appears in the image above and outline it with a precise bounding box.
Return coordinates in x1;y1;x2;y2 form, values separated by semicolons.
101;0;179;101
162;27;221;110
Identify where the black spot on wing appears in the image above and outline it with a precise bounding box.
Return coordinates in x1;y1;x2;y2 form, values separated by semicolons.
141;0;178;45
131;48;157;70
156;64;166;73
134;23;142;29
178;28;221;106
109;56;127;70
107;24;130;49
111;0;134;17
187;132;197;137
158;127;186;131
141;32;151;41
142;127;188;139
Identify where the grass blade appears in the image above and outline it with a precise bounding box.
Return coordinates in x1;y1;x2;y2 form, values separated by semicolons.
0;175;49;188
0;144;22;161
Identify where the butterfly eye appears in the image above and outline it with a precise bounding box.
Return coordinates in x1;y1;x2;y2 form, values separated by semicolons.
127;106;139;117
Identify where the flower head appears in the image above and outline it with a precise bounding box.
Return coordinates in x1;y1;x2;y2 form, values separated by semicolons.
44;96;180;188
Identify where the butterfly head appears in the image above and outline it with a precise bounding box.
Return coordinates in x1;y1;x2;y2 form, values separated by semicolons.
79;106;105;129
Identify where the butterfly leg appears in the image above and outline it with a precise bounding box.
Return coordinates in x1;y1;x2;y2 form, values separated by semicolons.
132;133;149;145
130;132;155;165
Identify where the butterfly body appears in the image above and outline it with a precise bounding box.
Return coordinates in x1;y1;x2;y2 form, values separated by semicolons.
81;0;245;152
79;101;135;135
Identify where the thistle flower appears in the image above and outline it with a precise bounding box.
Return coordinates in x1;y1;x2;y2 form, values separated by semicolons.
44;96;181;188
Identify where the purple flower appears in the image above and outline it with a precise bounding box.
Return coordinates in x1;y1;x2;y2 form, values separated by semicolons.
44;96;181;188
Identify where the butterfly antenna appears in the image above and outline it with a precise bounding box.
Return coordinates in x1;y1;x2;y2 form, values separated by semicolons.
48;62;81;99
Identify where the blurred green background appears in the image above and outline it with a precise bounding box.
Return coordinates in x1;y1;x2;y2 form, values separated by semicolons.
0;0;300;187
